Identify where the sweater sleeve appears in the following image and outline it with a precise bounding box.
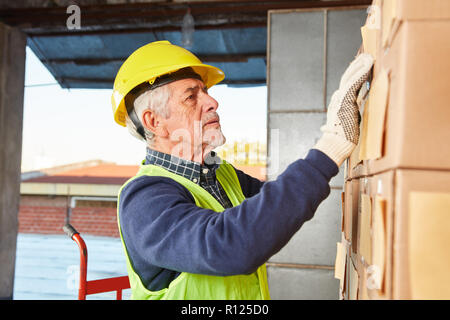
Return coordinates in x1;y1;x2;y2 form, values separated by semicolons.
119;149;338;277
234;167;265;198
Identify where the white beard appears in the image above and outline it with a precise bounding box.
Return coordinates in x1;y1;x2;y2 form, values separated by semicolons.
202;126;226;148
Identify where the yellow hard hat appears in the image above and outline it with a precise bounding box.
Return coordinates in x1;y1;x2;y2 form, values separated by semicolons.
111;40;225;127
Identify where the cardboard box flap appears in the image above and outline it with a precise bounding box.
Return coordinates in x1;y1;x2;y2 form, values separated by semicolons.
335;241;347;281
361;0;381;59
393;0;450;21
349;258;359;300
382;0;450;48
371;195;387;294
359;68;389;161
361;24;378;60
359;193;372;265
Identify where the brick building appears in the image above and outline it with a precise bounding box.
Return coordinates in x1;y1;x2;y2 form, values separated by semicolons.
19;160;266;238
19;160;138;237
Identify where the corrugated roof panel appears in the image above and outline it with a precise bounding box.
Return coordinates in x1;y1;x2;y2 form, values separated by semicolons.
27;27;267;89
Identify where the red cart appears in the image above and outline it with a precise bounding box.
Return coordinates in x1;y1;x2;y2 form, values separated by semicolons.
63;223;130;300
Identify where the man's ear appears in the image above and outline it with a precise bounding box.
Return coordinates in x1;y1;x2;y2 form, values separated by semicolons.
142;109;169;138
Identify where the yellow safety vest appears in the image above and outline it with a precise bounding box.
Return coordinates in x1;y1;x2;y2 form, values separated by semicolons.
117;160;270;300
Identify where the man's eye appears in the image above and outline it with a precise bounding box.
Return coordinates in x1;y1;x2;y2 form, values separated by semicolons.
186;95;195;101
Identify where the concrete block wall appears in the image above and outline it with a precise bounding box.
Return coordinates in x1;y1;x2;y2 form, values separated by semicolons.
267;7;367;299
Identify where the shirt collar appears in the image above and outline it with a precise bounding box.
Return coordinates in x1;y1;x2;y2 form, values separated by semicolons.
145;148;221;184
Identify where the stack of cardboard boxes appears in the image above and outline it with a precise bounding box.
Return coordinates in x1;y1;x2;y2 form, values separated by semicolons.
334;0;450;300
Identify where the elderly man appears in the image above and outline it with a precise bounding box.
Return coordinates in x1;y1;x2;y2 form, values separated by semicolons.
111;40;373;300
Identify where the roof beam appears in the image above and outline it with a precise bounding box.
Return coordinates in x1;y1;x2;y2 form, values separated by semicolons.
42;53;266;65
55;77;266;88
0;0;371;36
26;21;267;37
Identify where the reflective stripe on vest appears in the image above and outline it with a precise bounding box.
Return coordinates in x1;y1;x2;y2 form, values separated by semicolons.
117;160;271;300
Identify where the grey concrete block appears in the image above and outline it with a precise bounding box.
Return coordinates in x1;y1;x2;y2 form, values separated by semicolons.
267;110;345;187
265;7;368;301
267;112;326;179
326;9;368;106
269;189;341;266
330;163;345;188
267;266;339;300
268;11;324;112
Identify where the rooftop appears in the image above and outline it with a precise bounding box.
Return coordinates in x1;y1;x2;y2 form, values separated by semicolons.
14;233;131;300
22;160;138;186
20;159;266;197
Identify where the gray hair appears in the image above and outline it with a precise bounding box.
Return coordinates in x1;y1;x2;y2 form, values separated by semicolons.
125;84;172;145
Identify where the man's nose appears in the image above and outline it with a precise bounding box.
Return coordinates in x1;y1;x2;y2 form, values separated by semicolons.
202;92;219;113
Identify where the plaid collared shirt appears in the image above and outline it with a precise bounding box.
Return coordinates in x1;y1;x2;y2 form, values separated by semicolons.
145;148;234;209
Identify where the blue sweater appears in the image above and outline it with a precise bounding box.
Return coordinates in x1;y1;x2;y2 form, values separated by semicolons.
119;149;338;291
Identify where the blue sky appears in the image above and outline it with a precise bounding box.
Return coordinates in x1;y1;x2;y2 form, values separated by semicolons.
22;47;267;172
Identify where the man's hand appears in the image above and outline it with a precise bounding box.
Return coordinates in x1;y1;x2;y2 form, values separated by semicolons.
314;53;374;167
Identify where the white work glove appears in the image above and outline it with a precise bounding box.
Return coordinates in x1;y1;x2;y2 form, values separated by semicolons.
314;53;374;167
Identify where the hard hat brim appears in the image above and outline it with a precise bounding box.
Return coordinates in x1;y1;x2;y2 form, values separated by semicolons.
112;63;224;127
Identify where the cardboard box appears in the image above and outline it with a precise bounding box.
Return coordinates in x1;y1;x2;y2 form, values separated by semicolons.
352;169;450;300
352;0;450;178
360;0;450;83
342;0;450;300
392;169;450;299
360;19;450;175
341;173;392;300
380;0;450;50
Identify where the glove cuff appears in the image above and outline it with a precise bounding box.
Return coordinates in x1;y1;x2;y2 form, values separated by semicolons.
313;133;356;167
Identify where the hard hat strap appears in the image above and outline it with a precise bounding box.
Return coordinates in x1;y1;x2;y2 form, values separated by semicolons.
125;83;152;139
